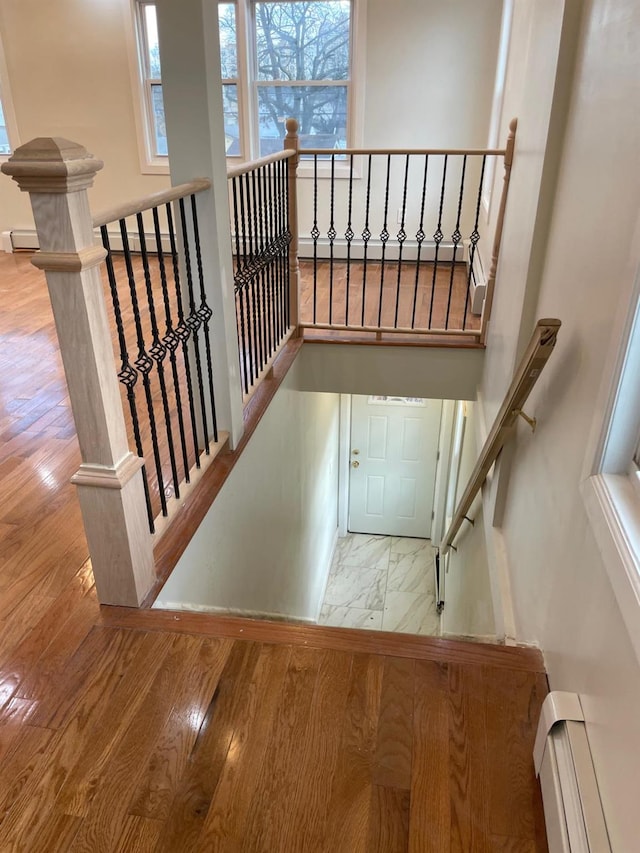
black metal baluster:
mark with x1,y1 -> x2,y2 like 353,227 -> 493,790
328,154 -> 336,325
153,205 -> 190,485
258,164 -> 273,360
429,154 -> 448,328
245,171 -> 262,378
252,169 -> 271,361
445,155 -> 467,329
178,197 -> 210,453
412,155 -> 429,328
190,193 -> 218,443
345,154 -> 354,326
231,178 -> 250,394
264,162 -> 277,347
251,166 -> 267,370
238,172 -> 255,389
166,201 -> 201,471
283,157 -> 291,329
136,211 -> 177,513
377,154 -> 392,328
100,227 -> 154,533
463,155 -> 487,329
119,218 -> 166,520
311,155 -> 319,324
394,154 -> 410,328
361,155 -> 372,326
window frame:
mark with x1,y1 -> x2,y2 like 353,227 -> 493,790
129,0 -> 362,176
0,33 -> 19,161
581,246 -> 640,666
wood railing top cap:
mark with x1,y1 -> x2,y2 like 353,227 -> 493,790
1,137 -> 103,193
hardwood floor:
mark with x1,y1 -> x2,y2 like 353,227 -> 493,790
0,250 -> 548,850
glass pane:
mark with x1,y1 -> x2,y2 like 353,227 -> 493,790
368,397 -> 427,407
223,83 -> 241,155
151,83 -> 168,156
218,3 -> 238,79
144,4 -> 161,77
0,98 -> 9,155
257,84 -> 347,155
255,1 -> 350,82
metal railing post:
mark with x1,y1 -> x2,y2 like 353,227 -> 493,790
284,118 -> 300,332
2,138 -> 156,606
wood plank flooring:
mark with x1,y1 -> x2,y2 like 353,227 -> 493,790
0,250 -> 548,850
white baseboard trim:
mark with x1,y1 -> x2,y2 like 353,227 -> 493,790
298,236 -> 467,264
4,227 -> 173,254
315,525 -> 340,623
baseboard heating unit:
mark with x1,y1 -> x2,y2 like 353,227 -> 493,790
533,692 -> 611,852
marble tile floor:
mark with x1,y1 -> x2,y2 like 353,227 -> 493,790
319,533 -> 441,635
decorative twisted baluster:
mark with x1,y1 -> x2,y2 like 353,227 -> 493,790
429,155 -> 448,327
412,155 -> 429,328
445,155 -> 467,329
464,155 -> 487,329
377,155 -> 392,327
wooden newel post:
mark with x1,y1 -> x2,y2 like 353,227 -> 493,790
1,138 -> 156,606
480,117 -> 518,345
284,118 -> 300,333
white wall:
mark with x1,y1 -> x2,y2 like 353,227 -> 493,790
155,367 -> 340,621
481,0 -> 640,847
0,0 -> 502,239
0,0 -> 170,234
442,402 -> 494,639
288,0 -> 503,241
297,342 -> 484,401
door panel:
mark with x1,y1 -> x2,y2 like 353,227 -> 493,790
348,395 -> 442,537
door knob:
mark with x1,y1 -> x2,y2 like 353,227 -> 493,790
352,449 -> 359,455
352,460 -> 360,468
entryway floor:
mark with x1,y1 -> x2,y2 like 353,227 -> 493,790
319,533 -> 440,634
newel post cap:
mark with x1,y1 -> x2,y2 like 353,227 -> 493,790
1,137 -> 104,193
285,117 -> 299,138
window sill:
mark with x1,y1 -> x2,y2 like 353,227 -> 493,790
581,473 -> 640,665
140,157 -> 170,176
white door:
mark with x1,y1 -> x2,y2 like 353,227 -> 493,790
348,395 -> 442,537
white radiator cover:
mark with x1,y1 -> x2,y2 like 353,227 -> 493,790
534,692 -> 611,852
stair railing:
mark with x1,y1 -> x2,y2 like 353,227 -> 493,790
440,318 -> 562,557
283,117 -> 518,344
2,138 -> 232,606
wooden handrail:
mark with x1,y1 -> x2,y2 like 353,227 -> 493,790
299,146 -> 507,157
226,148 -> 295,180
440,317 -> 561,555
92,178 -> 211,227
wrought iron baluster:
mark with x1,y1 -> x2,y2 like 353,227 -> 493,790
328,154 -> 336,325
190,193 -> 218,443
136,211 -> 176,514
361,154 -> 372,326
429,154 -> 448,328
178,197 -> 210,454
251,166 -> 266,371
100,226 -> 154,533
345,154 -> 354,326
283,157 -> 291,329
237,172 -> 255,389
244,171 -> 262,380
166,201 -> 201,471
445,155 -> 467,329
412,154 -> 429,328
394,154 -> 410,328
463,155 -> 487,329
119,217 -> 166,519
258,164 -> 273,359
377,154 -> 392,327
264,162 -> 277,348
231,177 -> 250,394
311,155 -> 319,325
153,205 -> 190,484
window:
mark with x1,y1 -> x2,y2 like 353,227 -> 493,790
133,0 -> 354,165
0,98 -> 10,155
582,264 -> 640,664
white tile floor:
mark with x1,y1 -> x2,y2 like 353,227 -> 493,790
319,533 -> 440,635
